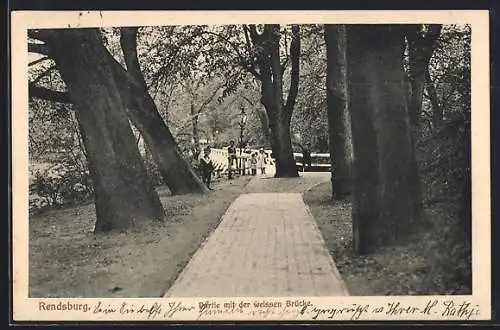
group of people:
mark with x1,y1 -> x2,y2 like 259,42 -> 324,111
227,140 -> 269,178
197,140 -> 270,190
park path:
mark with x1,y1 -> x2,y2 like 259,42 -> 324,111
164,172 -> 349,297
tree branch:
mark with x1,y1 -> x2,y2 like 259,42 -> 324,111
178,78 -> 196,98
202,30 -> 262,80
29,84 -> 72,103
28,56 -> 50,67
151,29 -> 204,80
241,94 -> 255,106
242,25 -> 254,55
174,96 -> 237,134
280,57 -> 289,80
284,25 -> 301,113
120,27 -> 148,90
28,42 -> 50,55
197,83 -> 224,114
30,65 -> 56,85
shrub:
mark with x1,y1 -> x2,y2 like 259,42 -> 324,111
29,160 -> 93,213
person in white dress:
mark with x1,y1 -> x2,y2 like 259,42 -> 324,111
256,149 -> 267,175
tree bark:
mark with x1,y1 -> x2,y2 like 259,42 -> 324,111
324,24 -> 353,199
405,25 -> 441,228
346,25 -> 423,255
118,27 -> 208,194
250,24 -> 300,178
39,29 -> 165,232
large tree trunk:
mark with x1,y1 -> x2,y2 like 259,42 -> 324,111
250,24 -> 300,178
39,29 -> 165,232
324,24 -> 353,199
266,104 -> 297,177
119,27 -> 207,194
346,25 -> 423,255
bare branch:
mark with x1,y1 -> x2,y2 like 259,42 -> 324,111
241,95 -> 255,106
280,57 -> 289,80
29,84 -> 71,103
196,83 -> 224,114
30,65 -> 56,85
28,56 -> 50,67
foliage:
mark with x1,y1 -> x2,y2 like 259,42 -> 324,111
421,24 -> 471,129
29,98 -> 92,213
291,25 -> 329,152
416,109 -> 470,291
29,157 -> 93,213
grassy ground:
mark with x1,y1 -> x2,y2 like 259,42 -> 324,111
29,176 -> 252,298
303,182 -> 471,296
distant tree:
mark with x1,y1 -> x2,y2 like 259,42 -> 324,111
176,73 -> 226,157
246,24 -> 301,177
199,24 -> 301,177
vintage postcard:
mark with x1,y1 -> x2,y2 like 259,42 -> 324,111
11,10 -> 490,322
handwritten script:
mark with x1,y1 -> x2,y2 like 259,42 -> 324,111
37,298 -> 481,321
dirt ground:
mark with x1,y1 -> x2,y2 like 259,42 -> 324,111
244,172 -> 330,193
29,176 -> 252,298
29,169 -> 468,298
303,182 -> 471,296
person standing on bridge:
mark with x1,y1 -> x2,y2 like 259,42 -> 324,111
250,153 -> 257,176
227,140 -> 237,179
257,148 -> 267,175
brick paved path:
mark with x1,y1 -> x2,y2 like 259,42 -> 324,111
164,191 -> 349,297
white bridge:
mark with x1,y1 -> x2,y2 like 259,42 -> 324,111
209,148 -> 274,175
209,148 -> 331,175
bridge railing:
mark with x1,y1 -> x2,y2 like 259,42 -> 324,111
210,148 -> 331,174
209,148 -> 275,174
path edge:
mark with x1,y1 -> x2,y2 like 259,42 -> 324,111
301,197 -> 351,296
